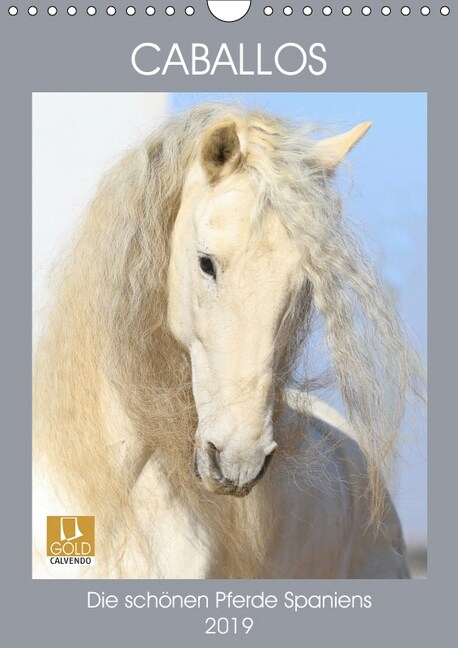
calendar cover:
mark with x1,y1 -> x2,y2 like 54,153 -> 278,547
1,2 -> 454,646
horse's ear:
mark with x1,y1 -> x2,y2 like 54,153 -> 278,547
201,121 -> 242,182
314,121 -> 372,170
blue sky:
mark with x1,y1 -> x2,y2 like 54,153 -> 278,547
172,93 -> 427,544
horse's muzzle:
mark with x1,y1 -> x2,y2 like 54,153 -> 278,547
193,441 -> 277,497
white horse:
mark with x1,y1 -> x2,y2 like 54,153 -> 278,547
33,104 -> 422,578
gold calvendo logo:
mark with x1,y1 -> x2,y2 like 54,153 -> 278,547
47,516 -> 95,565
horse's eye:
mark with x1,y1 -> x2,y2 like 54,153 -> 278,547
199,255 -> 216,279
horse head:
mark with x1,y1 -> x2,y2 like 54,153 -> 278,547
167,118 -> 371,496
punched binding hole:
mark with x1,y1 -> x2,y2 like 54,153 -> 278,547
7,3 -> 451,19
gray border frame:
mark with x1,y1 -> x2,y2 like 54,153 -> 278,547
1,4 -> 455,646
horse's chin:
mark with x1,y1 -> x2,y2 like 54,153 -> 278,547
207,482 -> 254,498
194,469 -> 261,498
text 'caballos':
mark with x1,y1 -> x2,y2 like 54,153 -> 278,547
131,42 -> 327,77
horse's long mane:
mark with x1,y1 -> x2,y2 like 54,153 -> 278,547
34,103 -> 423,575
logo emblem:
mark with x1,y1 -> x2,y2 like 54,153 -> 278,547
47,516 -> 95,557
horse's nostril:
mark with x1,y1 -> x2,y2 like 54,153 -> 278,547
207,441 -> 221,454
